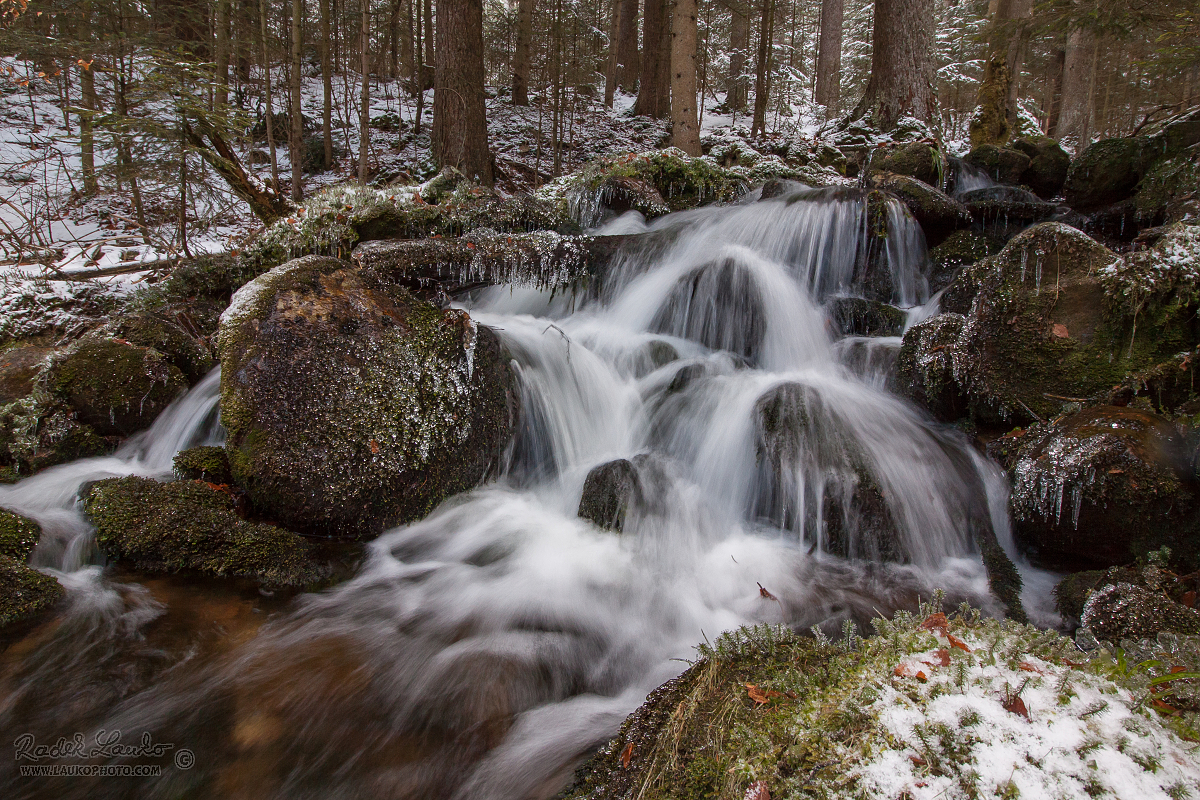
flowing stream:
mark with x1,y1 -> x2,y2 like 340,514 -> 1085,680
0,188 -> 1050,799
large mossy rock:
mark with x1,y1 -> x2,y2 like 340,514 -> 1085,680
872,172 -> 971,247
1063,136 -> 1163,211
1082,582 -> 1200,642
870,141 -> 943,186
42,338 -> 187,437
84,476 -> 328,588
1133,147 -> 1200,227
0,555 -> 62,629
895,313 -> 969,422
0,507 -> 40,560
172,445 -> 233,484
1012,136 -> 1071,199
218,256 -> 515,538
964,144 -> 1031,186
826,297 -> 907,338
927,230 -> 1000,294
990,406 -> 1199,570
0,345 -> 53,404
89,313 -> 214,384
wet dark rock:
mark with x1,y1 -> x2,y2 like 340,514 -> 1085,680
173,446 -> 233,484
218,256 -> 515,538
872,172 -> 971,247
870,141 -> 943,186
651,257 -> 766,362
0,507 -> 40,560
0,555 -> 63,629
1082,582 -> 1200,642
928,230 -> 999,297
589,175 -> 670,221
85,476 -> 329,588
990,406 -> 1200,570
959,186 -> 1058,228
896,313 -> 970,423
0,345 -> 53,404
0,402 -> 110,477
88,312 -> 214,384
1107,345 -> 1200,415
43,337 -> 188,437
1133,149 -> 1200,228
964,144 -> 1031,186
827,297 -> 906,338
577,455 -> 669,533
1063,136 -> 1161,211
1011,136 -> 1071,200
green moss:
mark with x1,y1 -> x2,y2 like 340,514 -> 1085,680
172,445 -> 233,484
0,554 -> 62,628
84,476 -> 329,588
1063,136 -> 1161,211
0,391 -> 111,476
896,313 -> 969,422
89,313 -> 214,384
0,508 -> 40,560
929,231 -> 1000,298
871,141 -> 944,186
1134,153 -> 1200,226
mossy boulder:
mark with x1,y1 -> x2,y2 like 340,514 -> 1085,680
928,230 -> 1000,296
172,445 -> 233,484
1108,345 -> 1200,415
1132,148 -> 1200,227
41,337 -> 187,437
964,144 -> 1032,186
991,406 -> 1200,570
958,186 -> 1058,242
872,172 -> 971,247
869,141 -> 943,186
84,476 -> 328,587
827,297 -> 907,338
896,313 -> 969,422
1063,136 -> 1162,211
0,555 -> 63,629
1082,582 -> 1200,642
0,507 -> 40,560
0,400 -> 110,476
218,256 -> 515,538
579,175 -> 670,226
87,313 -> 213,384
0,345 -> 53,404
1012,136 -> 1071,199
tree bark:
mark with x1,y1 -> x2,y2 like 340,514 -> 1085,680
260,0 -> 281,190
77,1 -> 98,196
182,119 -> 296,223
512,0 -> 534,105
634,0 -> 669,118
751,0 -> 775,137
814,0 -> 842,119
968,0 -> 1032,147
359,0 -> 370,184
291,0 -> 304,199
850,0 -> 937,130
1057,26 -> 1094,147
215,0 -> 231,106
670,0 -> 701,155
1044,45 -> 1065,137
321,0 -> 334,167
726,0 -> 748,112
616,0 -> 639,93
433,0 -> 493,184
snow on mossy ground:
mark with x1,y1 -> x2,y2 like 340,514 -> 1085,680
563,598 -> 1200,800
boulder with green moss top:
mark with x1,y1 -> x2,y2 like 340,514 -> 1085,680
957,186 -> 1058,241
173,445 -> 233,484
868,141 -> 944,186
1082,582 -> 1200,642
0,398 -> 110,476
0,555 -> 62,628
84,475 -> 328,588
827,297 -> 907,337
927,230 -> 1000,294
1054,554 -> 1199,625
1063,136 -> 1164,211
0,507 -> 39,560
871,172 -> 971,247
1132,147 -> 1199,227
218,256 -> 515,538
0,344 -> 53,404
990,406 -> 1200,570
1107,345 -> 1200,415
42,337 -> 187,437
1011,136 -> 1071,199
964,143 -> 1032,186
896,313 -> 970,422
87,313 -> 213,384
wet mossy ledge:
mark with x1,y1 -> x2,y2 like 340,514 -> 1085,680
0,508 -> 63,629
559,604 -> 1200,800
217,255 -> 515,538
83,476 -> 330,589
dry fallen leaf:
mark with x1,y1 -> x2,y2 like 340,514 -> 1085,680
947,633 -> 972,653
369,439 -> 380,454
745,684 -> 771,705
1003,694 -> 1029,719
620,742 -> 633,768
757,582 -> 776,600
1051,323 -> 1070,339
919,612 -> 949,636
743,780 -> 770,800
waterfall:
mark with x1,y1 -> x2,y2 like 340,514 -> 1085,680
0,191 -> 1044,800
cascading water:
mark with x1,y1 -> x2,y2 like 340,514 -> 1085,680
0,190 -> 1048,800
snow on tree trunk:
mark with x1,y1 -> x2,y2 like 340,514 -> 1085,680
433,0 -> 494,184
670,0 -> 701,156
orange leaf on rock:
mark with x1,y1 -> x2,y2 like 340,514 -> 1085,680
926,649 -> 951,667
745,684 -> 770,705
1003,695 -> 1029,719
620,742 -> 633,768
369,439 -> 380,454
919,613 -> 949,636
947,633 -> 972,653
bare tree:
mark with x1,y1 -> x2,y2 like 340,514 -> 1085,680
634,0 -> 669,118
359,0 -> 370,184
751,0 -> 775,137
512,0 -> 534,105
616,0 -> 639,93
1057,26 -> 1095,147
291,0 -> 304,199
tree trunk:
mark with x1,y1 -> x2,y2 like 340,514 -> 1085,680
512,0 -> 534,105
260,0 -> 280,190
616,0 -> 639,93
321,0 -> 334,167
850,0 -> 937,130
291,0 -> 304,199
634,0 -> 668,118
433,0 -> 493,184
670,0 -> 701,155
77,1 -> 99,196
215,0 -> 231,106
359,0 -> 370,184
726,0 -> 748,112
1043,45 -> 1064,137
1057,26 -> 1094,147
968,0 -> 1032,147
814,0 -> 841,119
604,0 -> 620,107
751,0 -> 775,138
182,119 -> 295,223
415,0 -> 425,130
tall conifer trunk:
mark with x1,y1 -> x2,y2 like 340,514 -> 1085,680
851,0 -> 937,130
814,0 -> 842,119
433,0 -> 493,184
670,0 -> 701,154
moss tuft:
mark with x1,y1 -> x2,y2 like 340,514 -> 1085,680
0,554 -> 62,629
172,445 -> 233,484
0,507 -> 40,560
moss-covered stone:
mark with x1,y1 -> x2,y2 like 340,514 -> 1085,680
578,458 -> 639,533
964,144 -> 1032,186
1082,582 -> 1200,642
991,406 -> 1200,570
896,313 -> 969,422
0,554 -> 62,629
1063,136 -> 1162,211
88,313 -> 214,384
84,475 -> 328,588
0,507 -> 40,560
1133,149 -> 1200,227
928,230 -> 1000,297
1011,136 -> 1071,199
42,337 -> 187,437
0,394 -> 111,476
958,186 -> 1058,239
218,256 -> 515,538
872,172 -> 971,247
173,445 -> 233,484
869,141 -> 944,186
0,345 -> 53,404
826,297 -> 907,337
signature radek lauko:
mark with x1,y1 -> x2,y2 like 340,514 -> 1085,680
13,730 -> 175,761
